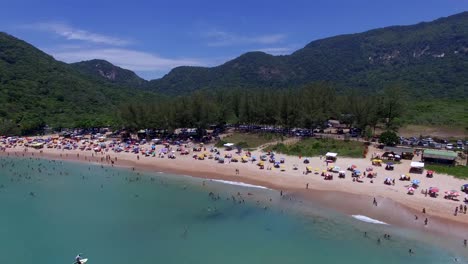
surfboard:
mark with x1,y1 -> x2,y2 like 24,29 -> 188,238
72,259 -> 88,264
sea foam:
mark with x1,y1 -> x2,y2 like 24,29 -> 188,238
211,179 -> 270,190
352,215 -> 389,225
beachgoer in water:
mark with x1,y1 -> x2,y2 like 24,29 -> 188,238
75,254 -> 82,264
409,249 -> 413,255
464,239 -> 467,247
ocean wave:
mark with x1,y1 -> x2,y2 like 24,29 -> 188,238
352,215 -> 389,225
211,179 -> 270,190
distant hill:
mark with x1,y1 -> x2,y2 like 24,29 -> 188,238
148,12 -> 468,97
71,59 -> 146,88
0,32 -> 150,133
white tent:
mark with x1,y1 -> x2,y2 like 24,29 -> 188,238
410,161 -> 425,168
223,143 -> 235,147
325,152 -> 338,158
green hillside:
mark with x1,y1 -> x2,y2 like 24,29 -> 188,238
0,32 -> 151,134
149,12 -> 468,98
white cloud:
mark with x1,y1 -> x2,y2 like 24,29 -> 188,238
49,47 -> 205,73
27,22 -> 131,46
205,30 -> 286,47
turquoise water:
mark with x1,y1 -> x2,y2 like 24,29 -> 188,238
0,157 -> 466,264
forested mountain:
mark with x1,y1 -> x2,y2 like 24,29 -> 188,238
71,59 -> 146,87
0,32 -> 152,134
0,12 -> 467,134
149,12 -> 468,97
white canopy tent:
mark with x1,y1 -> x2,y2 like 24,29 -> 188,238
410,161 -> 425,168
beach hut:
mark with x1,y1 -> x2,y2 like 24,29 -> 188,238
325,152 -> 338,162
409,161 -> 424,173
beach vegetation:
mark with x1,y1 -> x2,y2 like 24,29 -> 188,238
379,131 -> 399,146
215,133 -> 281,149
425,164 -> 468,179
265,138 -> 365,158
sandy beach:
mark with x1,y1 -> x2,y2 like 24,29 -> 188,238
2,141 -> 468,241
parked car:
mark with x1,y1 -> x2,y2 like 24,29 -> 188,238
446,143 -> 454,150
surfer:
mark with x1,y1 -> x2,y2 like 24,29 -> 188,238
74,253 -> 83,264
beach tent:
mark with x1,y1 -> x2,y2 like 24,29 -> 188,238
325,152 -> 338,161
223,143 -> 235,150
410,161 -> 425,168
410,161 -> 425,173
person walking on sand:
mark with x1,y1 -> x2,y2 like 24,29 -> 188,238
424,218 -> 428,225
306,183 -> 309,189
464,205 -> 467,214
373,197 -> 377,206
455,207 -> 458,216
422,208 -> 426,214
464,239 -> 467,247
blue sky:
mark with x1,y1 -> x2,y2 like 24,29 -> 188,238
2,0 -> 467,79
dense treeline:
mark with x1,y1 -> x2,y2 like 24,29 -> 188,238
118,83 -> 406,135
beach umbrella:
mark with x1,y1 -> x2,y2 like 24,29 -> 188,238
411,179 -> 421,185
429,187 -> 439,193
407,187 -> 415,191
306,166 -> 312,171
386,162 -> 394,166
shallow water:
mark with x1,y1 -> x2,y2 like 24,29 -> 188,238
0,157 -> 466,264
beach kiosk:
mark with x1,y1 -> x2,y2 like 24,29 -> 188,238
409,161 -> 424,173
223,143 -> 235,151
325,152 -> 338,162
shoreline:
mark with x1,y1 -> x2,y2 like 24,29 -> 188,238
2,146 -> 468,243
